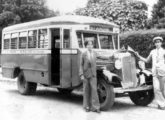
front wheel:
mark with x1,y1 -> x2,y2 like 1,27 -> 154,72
17,71 -> 37,95
98,79 -> 115,111
129,90 -> 154,106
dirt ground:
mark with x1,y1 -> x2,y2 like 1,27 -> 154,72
0,78 -> 165,120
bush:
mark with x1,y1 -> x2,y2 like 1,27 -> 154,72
120,29 -> 165,68
156,24 -> 163,29
159,18 -> 165,24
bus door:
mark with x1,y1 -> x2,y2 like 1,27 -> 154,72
51,28 -> 61,85
60,29 -> 72,88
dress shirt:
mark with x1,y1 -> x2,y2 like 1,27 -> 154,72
148,47 -> 165,76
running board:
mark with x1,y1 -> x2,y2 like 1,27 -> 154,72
114,85 -> 153,93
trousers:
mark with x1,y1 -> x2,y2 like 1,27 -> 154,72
83,76 -> 100,110
153,75 -> 165,107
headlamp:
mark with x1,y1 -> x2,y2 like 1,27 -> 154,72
138,61 -> 145,70
115,59 -> 122,69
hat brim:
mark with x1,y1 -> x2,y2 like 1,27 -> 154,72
153,39 -> 163,42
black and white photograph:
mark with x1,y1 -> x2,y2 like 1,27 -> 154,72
1,0 -> 165,120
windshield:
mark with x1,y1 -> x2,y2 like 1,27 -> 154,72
77,31 -> 114,49
99,34 -> 114,49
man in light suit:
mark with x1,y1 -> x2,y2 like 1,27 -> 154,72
79,39 -> 109,113
137,36 -> 165,110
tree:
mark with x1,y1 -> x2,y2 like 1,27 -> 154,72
0,0 -> 58,24
152,0 -> 165,28
75,0 -> 148,32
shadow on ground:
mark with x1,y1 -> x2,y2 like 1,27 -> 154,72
7,88 -> 146,112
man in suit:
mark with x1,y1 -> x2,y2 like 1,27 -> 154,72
79,39 -> 109,113
137,36 -> 165,110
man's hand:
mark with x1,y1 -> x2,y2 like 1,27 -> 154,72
135,52 -> 140,58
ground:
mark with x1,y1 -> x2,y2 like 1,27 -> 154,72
0,77 -> 165,120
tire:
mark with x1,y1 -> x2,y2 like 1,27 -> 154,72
17,71 -> 37,95
98,79 -> 115,111
129,89 -> 154,106
57,88 -> 73,94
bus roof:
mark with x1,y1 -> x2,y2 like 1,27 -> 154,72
3,15 -> 119,32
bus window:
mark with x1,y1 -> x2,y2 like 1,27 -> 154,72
28,30 -> 37,48
38,29 -> 48,48
4,34 -> 11,49
99,34 -> 114,49
83,33 -> 98,49
63,29 -> 70,48
76,32 -> 83,48
11,33 -> 18,49
19,32 -> 27,49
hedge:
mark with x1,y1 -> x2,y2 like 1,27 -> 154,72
119,29 -> 165,68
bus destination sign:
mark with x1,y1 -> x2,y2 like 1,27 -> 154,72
89,26 -> 113,32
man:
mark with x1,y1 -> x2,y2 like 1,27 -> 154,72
79,39 -> 109,113
137,36 -> 165,110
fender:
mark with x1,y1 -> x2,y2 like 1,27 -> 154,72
140,69 -> 153,84
102,69 -> 117,82
141,69 -> 152,77
98,69 -> 122,86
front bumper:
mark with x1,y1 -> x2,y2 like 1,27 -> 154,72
114,85 -> 153,93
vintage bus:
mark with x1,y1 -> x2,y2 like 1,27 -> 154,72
1,15 -> 153,110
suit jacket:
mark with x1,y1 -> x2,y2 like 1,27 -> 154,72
79,50 -> 97,79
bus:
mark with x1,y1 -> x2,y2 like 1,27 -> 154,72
1,15 -> 153,110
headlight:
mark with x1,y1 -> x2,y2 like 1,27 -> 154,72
138,61 -> 145,70
115,59 -> 122,69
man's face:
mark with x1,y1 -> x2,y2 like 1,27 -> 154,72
86,41 -> 93,51
154,39 -> 162,49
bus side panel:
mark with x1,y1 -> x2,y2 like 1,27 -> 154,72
23,70 -> 50,85
71,52 -> 81,87
1,54 -> 20,78
60,54 -> 72,88
2,67 -> 14,78
1,54 -> 51,85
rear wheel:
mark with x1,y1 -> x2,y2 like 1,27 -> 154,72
17,71 -> 37,95
98,79 -> 115,111
129,90 -> 154,106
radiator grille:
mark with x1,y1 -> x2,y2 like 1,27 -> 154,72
121,56 -> 138,88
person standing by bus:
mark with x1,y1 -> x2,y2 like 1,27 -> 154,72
79,39 -> 110,113
79,39 -> 100,113
137,36 -> 165,110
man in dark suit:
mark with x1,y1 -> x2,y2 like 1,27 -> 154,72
79,39 -> 109,113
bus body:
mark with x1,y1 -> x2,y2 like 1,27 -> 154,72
1,15 -> 153,110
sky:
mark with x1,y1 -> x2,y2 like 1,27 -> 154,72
46,0 -> 158,17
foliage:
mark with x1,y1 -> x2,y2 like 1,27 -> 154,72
154,17 -> 165,29
151,0 -> 165,29
152,0 -> 165,24
0,0 -> 58,25
0,11 -> 20,27
75,0 -> 148,32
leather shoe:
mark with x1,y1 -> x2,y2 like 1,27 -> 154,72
158,105 -> 165,110
92,109 -> 101,113
85,107 -> 90,112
